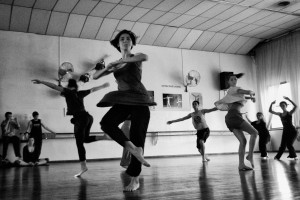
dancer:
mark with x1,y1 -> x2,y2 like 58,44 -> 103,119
215,73 -> 257,171
167,100 -> 217,162
245,112 -> 270,159
25,111 -> 56,158
32,78 -> 109,177
269,96 -> 298,160
93,29 -> 156,191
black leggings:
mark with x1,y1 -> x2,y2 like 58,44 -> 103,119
2,136 -> 21,159
259,135 -> 270,157
275,126 -> 297,159
73,112 -> 96,161
100,104 -> 150,177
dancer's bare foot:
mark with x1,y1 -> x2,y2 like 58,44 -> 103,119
75,168 -> 88,177
238,165 -> 253,171
129,147 -> 150,167
75,161 -> 88,177
246,155 -> 254,168
202,157 -> 210,162
124,177 -> 140,192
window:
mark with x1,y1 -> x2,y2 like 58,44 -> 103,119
269,82 -> 292,129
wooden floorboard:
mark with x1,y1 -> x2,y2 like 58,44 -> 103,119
1,153 -> 300,200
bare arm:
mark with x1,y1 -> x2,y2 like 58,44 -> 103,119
90,82 -> 110,93
32,79 -> 64,92
284,96 -> 298,114
26,121 -> 32,133
269,100 -> 281,116
167,114 -> 192,125
237,88 -> 255,96
244,114 -> 252,124
202,107 -> 218,114
41,122 -> 55,134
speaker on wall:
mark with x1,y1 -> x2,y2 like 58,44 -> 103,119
220,72 -> 233,90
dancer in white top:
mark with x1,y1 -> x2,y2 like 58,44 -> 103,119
215,73 -> 257,171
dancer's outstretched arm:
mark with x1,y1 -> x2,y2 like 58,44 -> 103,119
202,107 -> 218,114
269,101 -> 280,116
284,96 -> 298,114
41,122 -> 56,134
167,114 -> 191,125
90,82 -> 110,93
237,88 -> 255,96
32,79 -> 63,92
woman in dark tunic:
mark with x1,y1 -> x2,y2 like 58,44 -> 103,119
20,137 -> 48,166
269,96 -> 298,160
93,29 -> 156,191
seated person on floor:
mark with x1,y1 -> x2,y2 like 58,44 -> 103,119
1,112 -> 21,161
18,137 -> 49,166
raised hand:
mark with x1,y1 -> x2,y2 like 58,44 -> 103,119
271,100 -> 276,104
167,121 -> 172,125
32,79 -> 41,84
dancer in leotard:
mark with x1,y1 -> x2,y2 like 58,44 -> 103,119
215,73 -> 257,171
32,78 -> 109,177
92,29 -> 156,191
167,100 -> 217,162
269,96 -> 298,160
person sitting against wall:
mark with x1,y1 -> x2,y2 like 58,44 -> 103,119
18,137 -> 49,166
0,112 -> 22,162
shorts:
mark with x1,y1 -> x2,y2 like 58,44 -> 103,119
196,128 -> 210,149
225,109 -> 245,132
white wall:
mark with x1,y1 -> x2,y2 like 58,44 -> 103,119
0,31 -> 259,161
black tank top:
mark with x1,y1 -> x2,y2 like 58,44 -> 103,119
30,119 -> 42,139
280,112 -> 294,128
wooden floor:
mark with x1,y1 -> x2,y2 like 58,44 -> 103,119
1,153 -> 300,200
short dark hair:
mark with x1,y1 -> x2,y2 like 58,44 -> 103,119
192,100 -> 199,105
5,112 -> 12,118
67,79 -> 78,90
279,101 -> 288,107
110,29 -> 137,52
32,111 -> 39,117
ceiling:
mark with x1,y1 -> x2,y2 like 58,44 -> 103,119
0,0 -> 300,55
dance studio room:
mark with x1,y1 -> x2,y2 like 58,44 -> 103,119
1,0 -> 300,199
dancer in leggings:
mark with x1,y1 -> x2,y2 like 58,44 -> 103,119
32,79 -> 109,177
215,73 -> 257,171
93,29 -> 156,191
167,100 -> 217,162
245,112 -> 270,159
269,96 -> 298,160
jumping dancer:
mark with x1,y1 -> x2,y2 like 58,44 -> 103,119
269,96 -> 298,160
32,79 -> 109,177
25,111 -> 56,158
215,73 -> 257,170
92,29 -> 156,191
167,100 -> 217,162
245,112 -> 270,159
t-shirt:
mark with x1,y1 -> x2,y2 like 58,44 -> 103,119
1,120 -> 19,137
61,88 -> 91,115
214,86 -> 246,111
191,110 -> 208,130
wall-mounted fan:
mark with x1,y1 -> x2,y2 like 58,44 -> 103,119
184,70 -> 201,92
58,62 -> 74,86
